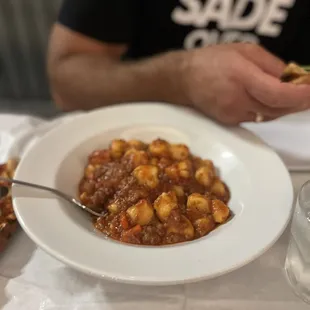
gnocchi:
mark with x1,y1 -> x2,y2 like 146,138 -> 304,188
154,191 -> 178,222
148,139 -> 170,157
194,216 -> 216,237
79,138 -> 231,246
170,144 -> 189,161
211,199 -> 230,223
128,139 -> 147,150
195,166 -> 215,187
211,177 -> 230,202
167,215 -> 195,240
133,165 -> 159,189
123,149 -> 149,168
126,199 -> 154,226
110,139 -> 128,159
187,193 -> 211,214
165,160 -> 192,180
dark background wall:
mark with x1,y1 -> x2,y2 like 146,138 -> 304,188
0,0 -> 63,117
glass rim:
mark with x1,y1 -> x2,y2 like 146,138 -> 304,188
298,180 -> 310,210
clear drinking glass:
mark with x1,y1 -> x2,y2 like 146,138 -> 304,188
285,180 -> 310,304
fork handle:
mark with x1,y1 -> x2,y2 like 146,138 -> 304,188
0,177 -> 72,201
0,177 -> 103,217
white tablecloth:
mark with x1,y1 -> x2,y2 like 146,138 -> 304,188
0,113 -> 309,310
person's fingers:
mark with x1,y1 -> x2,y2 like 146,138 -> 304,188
250,98 -> 310,118
234,43 -> 285,78
245,112 -> 275,123
241,59 -> 310,108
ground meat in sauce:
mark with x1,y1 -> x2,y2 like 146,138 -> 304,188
79,139 -> 231,246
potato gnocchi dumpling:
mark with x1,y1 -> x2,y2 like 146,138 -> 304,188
107,203 -> 120,214
123,149 -> 149,168
133,165 -> 159,189
148,139 -> 170,157
211,199 -> 230,223
88,149 -> 111,165
128,139 -> 147,150
126,199 -> 154,226
187,193 -> 211,214
172,185 -> 184,197
195,166 -> 215,187
210,177 -> 230,203
110,139 -> 128,159
166,215 -> 194,240
84,164 -> 101,179
79,138 -> 231,246
154,191 -> 178,222
165,160 -> 192,180
170,144 -> 189,161
194,216 -> 216,237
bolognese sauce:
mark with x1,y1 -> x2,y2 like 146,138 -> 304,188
78,139 -> 231,246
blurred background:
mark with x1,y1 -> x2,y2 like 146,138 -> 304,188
0,0 -> 62,117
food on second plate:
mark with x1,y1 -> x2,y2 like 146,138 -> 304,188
280,62 -> 310,85
78,139 -> 231,246
0,158 -> 19,252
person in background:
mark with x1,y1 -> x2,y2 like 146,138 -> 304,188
47,0 -> 310,125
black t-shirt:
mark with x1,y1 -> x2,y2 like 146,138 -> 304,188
58,0 -> 310,64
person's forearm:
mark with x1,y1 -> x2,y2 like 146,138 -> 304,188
49,50 -> 189,110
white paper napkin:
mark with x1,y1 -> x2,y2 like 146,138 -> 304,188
0,111 -> 308,310
2,221 -> 308,310
243,110 -> 310,171
0,114 -> 44,163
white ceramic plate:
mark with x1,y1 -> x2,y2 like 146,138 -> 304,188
12,103 -> 293,285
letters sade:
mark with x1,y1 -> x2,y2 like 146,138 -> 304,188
58,0 -> 310,63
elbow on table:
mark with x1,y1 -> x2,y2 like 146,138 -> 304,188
48,70 -> 88,112
48,54 -> 96,111
47,68 -> 73,113
48,63 -> 111,112
50,90 -> 77,112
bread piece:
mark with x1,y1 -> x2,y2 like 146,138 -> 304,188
280,62 -> 310,85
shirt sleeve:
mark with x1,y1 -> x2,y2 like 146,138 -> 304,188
57,0 -> 138,44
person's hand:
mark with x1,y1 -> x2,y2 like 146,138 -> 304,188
182,43 -> 310,125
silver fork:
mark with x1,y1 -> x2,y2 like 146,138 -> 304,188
0,177 -> 104,217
